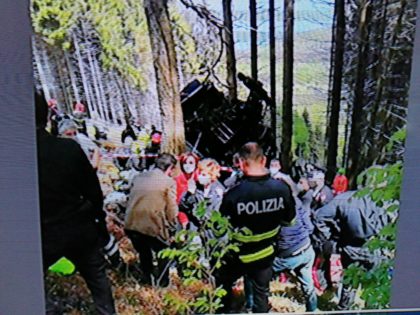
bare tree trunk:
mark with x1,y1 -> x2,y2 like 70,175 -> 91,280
325,0 -> 345,184
40,42 -> 62,111
269,0 -> 277,157
281,0 -> 294,172
64,51 -> 81,104
113,72 -> 131,123
86,46 -> 106,122
347,1 -> 372,189
124,81 -> 139,121
73,33 -> 97,120
32,37 -> 51,100
250,0 -> 258,80
94,57 -> 114,123
53,51 -> 71,113
223,0 -> 237,102
107,72 -> 123,125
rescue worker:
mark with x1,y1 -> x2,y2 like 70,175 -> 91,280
313,191 -> 389,310
215,142 -> 296,313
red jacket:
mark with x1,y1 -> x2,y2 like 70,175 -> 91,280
332,175 -> 348,195
175,172 -> 197,225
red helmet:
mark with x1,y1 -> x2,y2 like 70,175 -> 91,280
151,133 -> 162,144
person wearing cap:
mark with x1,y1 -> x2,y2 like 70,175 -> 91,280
308,170 -> 334,211
215,142 -> 296,313
332,168 -> 349,196
58,119 -> 101,170
35,92 -> 116,315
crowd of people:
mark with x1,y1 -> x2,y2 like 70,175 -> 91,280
36,92 -> 389,314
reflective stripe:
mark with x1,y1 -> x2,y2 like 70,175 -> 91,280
280,217 -> 297,227
234,227 -> 280,243
239,245 -> 275,264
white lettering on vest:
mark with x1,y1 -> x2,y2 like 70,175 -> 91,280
236,197 -> 285,215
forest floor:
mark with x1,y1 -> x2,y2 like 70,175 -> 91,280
44,238 -> 365,315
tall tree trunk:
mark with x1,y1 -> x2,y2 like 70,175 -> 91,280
53,51 -> 71,113
347,1 -> 372,189
144,0 -> 186,154
94,57 -> 114,123
223,0 -> 237,102
269,0 -> 277,157
325,0 -> 345,184
124,81 -> 139,122
73,33 -> 97,120
250,0 -> 258,80
113,72 -> 131,123
32,37 -> 51,101
81,22 -> 106,122
364,0 -> 407,166
64,51 -> 81,104
281,0 -> 294,172
40,43 -> 63,112
86,46 -> 106,122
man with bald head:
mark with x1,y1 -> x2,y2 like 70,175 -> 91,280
216,142 -> 296,313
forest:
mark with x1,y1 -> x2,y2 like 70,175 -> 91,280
32,0 -> 417,313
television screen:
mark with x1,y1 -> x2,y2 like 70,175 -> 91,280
2,0 -> 420,314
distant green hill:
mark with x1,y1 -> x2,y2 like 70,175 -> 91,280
235,27 -> 331,127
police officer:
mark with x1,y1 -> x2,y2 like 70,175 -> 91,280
216,142 -> 296,313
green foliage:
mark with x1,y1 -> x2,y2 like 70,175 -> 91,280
343,130 -> 405,309
344,261 -> 393,309
159,202 -> 241,314
31,0 -> 78,49
88,0 -> 148,88
169,5 -> 200,79
31,0 -> 149,88
293,111 -> 310,159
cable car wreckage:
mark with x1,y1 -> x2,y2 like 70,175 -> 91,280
117,72 -> 277,169
181,73 -> 276,165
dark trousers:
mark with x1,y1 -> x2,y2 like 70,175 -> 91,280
215,259 -> 273,313
125,230 -> 170,287
337,251 -> 360,310
42,223 -> 116,315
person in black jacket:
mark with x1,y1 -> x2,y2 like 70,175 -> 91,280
215,142 -> 296,313
313,191 -> 389,310
35,92 -> 116,315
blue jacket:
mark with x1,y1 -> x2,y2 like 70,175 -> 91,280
276,200 -> 314,258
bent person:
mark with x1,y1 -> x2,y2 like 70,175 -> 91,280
313,191 -> 389,310
124,153 -> 179,287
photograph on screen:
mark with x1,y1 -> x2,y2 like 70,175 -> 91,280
31,0 -> 417,313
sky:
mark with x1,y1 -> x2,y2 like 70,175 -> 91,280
203,0 -> 334,51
